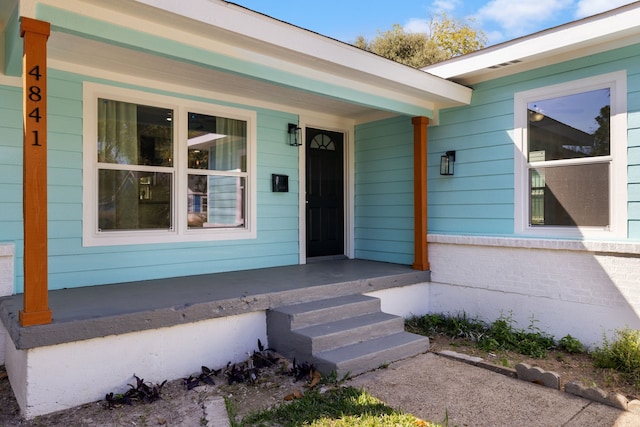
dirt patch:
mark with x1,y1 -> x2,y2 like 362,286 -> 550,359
0,337 -> 638,426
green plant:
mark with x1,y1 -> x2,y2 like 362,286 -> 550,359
408,312 -> 557,358
593,327 -> 640,388
406,312 -> 486,342
558,334 -> 585,354
477,314 -> 555,358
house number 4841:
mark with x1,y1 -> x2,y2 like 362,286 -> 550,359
27,65 -> 43,146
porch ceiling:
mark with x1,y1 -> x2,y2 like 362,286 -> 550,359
47,32 -> 388,122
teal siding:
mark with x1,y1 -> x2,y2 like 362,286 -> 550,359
0,83 -> 22,281
354,116 -> 414,265
430,42 -> 640,240
1,69 -> 301,293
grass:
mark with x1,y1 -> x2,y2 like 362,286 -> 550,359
236,386 -> 442,427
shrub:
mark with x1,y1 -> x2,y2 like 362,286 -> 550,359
593,328 -> 640,385
558,334 -> 585,354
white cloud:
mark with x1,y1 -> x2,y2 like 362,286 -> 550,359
430,0 -> 461,13
574,0 -> 636,18
475,0 -> 573,37
404,18 -> 430,34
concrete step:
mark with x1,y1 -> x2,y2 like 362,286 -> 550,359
292,312 -> 404,353
266,294 -> 430,378
269,294 -> 381,330
314,332 -> 430,377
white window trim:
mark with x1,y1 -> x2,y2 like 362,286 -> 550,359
513,71 -> 628,239
82,82 -> 257,246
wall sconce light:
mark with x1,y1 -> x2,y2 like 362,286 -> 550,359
440,150 -> 456,176
288,123 -> 302,146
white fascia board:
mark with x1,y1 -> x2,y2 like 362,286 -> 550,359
132,0 -> 471,106
425,3 -> 640,82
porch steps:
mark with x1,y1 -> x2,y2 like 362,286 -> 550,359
266,294 -> 429,378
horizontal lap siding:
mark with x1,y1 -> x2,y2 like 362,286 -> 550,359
354,116 -> 414,264
628,56 -> 640,239
0,85 -> 22,289
6,70 -> 301,292
430,43 -> 640,239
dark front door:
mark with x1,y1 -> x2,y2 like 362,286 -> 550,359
306,128 -> 344,258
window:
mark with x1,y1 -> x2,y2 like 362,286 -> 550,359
83,84 -> 256,246
514,72 -> 627,238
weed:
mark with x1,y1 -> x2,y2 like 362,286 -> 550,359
408,312 -> 555,358
593,327 -> 640,388
558,334 -> 585,354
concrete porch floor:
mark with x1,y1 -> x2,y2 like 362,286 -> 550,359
1,259 -> 430,351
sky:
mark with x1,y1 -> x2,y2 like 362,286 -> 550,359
231,0 -> 637,46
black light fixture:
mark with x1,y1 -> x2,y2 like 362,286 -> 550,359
288,123 -> 302,146
440,150 -> 456,176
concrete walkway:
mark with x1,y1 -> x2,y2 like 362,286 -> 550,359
348,352 -> 640,427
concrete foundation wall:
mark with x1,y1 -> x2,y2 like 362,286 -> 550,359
0,243 -> 14,365
6,311 -> 267,419
367,283 -> 430,318
427,235 -> 640,348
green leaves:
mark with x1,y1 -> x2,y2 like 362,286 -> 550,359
353,12 -> 487,68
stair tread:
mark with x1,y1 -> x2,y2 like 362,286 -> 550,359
293,312 -> 401,338
315,332 -> 429,362
273,294 -> 378,316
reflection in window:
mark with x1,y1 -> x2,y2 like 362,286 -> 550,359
97,99 -> 173,231
310,133 -> 336,150
526,89 -> 611,228
527,89 -> 610,162
187,112 -> 247,229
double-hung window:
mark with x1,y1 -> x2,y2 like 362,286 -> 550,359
83,83 -> 256,246
514,71 -> 627,238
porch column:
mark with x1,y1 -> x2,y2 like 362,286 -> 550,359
412,116 -> 430,271
20,17 -> 52,326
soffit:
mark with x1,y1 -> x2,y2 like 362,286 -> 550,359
0,0 -> 17,31
47,32 -> 390,122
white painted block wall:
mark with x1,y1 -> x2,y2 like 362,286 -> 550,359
6,312 -> 267,419
0,243 -> 14,366
427,235 -> 640,348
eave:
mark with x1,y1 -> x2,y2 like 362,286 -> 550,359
4,0 -> 472,123
423,2 -> 640,86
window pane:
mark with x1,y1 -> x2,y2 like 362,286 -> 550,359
188,174 -> 245,228
188,112 -> 247,172
98,99 -> 173,166
528,89 -> 610,162
99,170 -> 172,230
529,163 -> 609,227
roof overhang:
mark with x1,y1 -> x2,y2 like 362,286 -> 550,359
423,2 -> 640,86
3,0 -> 472,123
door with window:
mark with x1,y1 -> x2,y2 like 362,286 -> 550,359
305,128 -> 344,258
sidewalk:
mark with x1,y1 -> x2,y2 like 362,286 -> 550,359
348,352 -> 640,427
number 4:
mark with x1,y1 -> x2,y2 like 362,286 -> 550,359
28,65 -> 42,81
28,107 -> 41,122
